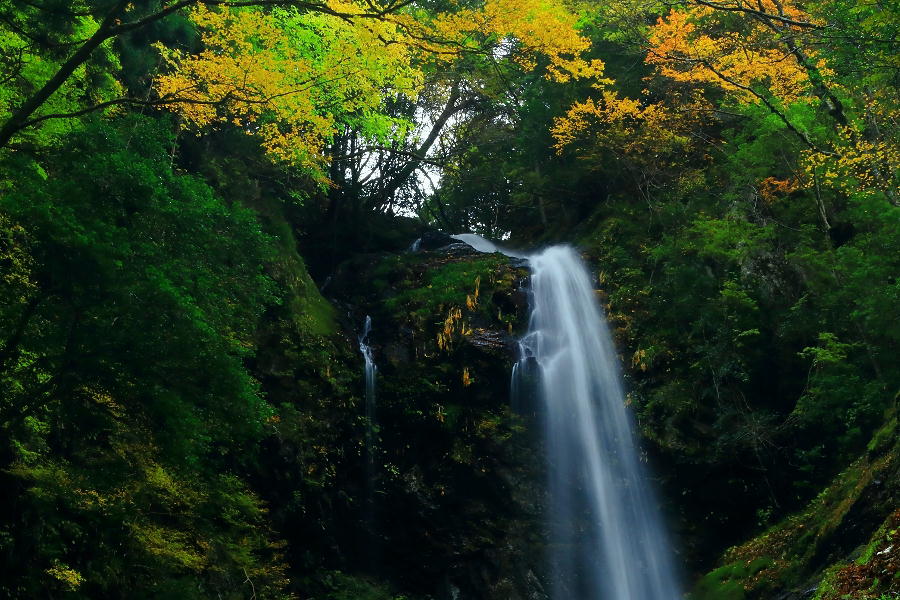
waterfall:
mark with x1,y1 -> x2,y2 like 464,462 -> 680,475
360,315 -> 377,430
451,233 -> 526,258
517,245 -> 680,600
423,233 -> 680,597
359,316 -> 378,554
452,233 -> 502,253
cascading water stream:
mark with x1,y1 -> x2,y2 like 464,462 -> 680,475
358,316 -> 378,552
359,315 -> 377,437
517,245 -> 680,600
452,234 -> 679,599
451,233 -> 526,258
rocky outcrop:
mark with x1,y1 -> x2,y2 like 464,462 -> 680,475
417,230 -> 455,251
321,244 -> 547,599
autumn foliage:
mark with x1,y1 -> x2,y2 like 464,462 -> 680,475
155,0 -> 604,181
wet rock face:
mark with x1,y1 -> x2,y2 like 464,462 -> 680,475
464,328 -> 516,357
418,230 -> 455,251
326,245 -> 548,600
436,242 -> 481,257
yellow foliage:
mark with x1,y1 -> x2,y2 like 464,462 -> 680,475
437,306 -> 464,351
462,366 -> 473,386
551,0 -> 844,167
803,121 -> 900,195
155,0 -> 604,178
466,276 -> 481,311
45,561 -> 84,591
759,176 -> 802,203
631,348 -> 648,372
645,7 -> 815,105
552,87 -> 703,159
400,0 -> 607,82
155,6 -> 421,180
436,275 -> 486,351
554,0 -> 898,204
130,522 -> 208,571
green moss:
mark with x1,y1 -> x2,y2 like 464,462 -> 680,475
384,254 -> 510,324
813,508 -> 900,599
867,410 -> 897,455
692,558 -> 775,600
811,563 -> 844,600
693,575 -> 745,600
240,193 -> 338,339
694,411 -> 899,599
322,571 -> 404,600
260,204 -> 337,337
290,255 -> 338,337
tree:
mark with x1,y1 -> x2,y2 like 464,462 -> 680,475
0,115 -> 290,597
552,0 -> 899,205
155,0 -> 605,182
0,0 -> 604,157
0,0 -> 414,149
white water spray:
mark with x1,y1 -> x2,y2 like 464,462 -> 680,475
359,316 -> 378,538
519,245 -> 680,600
360,315 -> 377,420
451,233 -> 526,258
455,233 -> 680,599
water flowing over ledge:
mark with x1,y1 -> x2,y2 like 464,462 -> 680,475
359,315 -> 378,556
460,234 -> 681,600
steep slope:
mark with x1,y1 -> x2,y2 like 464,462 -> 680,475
693,408 -> 898,600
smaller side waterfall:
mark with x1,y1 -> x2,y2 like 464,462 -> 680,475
358,316 -> 378,557
359,315 -> 377,429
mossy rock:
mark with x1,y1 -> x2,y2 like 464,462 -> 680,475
867,415 -> 897,455
811,508 -> 900,600
380,251 -> 523,331
258,197 -> 337,337
692,413 -> 899,599
319,245 -> 543,599
692,558 -> 775,600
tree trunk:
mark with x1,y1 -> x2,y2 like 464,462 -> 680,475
0,3 -> 128,149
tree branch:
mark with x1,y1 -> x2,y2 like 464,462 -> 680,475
698,60 -> 834,154
0,0 -> 418,149
689,0 -> 822,29
374,83 -> 479,204
0,1 -> 130,148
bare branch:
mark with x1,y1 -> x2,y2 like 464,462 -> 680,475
698,59 -> 834,154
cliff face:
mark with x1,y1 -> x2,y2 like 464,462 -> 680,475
335,243 -> 551,599
259,237 -> 553,599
